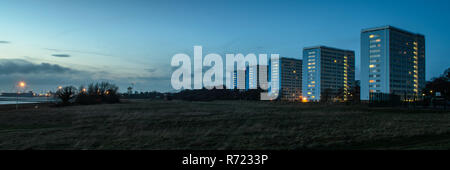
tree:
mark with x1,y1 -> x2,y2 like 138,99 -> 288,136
423,68 -> 450,99
56,86 -> 77,105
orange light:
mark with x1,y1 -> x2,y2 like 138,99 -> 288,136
302,97 -> 308,103
58,86 -> 63,90
18,81 -> 26,88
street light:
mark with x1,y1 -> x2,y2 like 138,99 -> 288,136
19,81 -> 26,88
16,81 -> 26,110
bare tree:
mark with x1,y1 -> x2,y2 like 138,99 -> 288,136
56,86 -> 77,105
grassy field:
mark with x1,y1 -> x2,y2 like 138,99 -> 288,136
0,100 -> 449,150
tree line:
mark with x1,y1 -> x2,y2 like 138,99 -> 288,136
56,82 -> 120,106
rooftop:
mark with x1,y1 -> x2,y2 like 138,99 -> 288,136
361,25 -> 424,36
303,45 -> 354,53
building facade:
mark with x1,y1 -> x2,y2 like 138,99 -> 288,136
302,46 -> 355,101
360,26 -> 425,101
230,57 -> 302,101
279,57 -> 303,101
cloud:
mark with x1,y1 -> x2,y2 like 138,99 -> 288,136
146,68 -> 157,73
0,59 -> 174,92
0,41 -> 10,44
45,48 -> 112,57
52,54 -> 71,58
0,59 -> 77,75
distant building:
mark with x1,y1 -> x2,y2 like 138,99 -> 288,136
231,69 -> 247,90
245,65 -> 259,90
302,46 -> 356,102
229,57 -> 302,101
279,57 -> 303,101
360,26 -> 425,101
1,91 -> 35,97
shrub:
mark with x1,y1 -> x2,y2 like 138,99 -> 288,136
76,82 -> 120,105
56,86 -> 77,105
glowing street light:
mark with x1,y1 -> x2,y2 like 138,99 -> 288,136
301,97 -> 308,103
16,81 -> 27,110
58,86 -> 63,90
18,81 -> 26,88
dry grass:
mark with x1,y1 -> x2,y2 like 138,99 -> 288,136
0,100 -> 449,150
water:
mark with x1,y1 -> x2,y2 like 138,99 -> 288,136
0,97 -> 56,105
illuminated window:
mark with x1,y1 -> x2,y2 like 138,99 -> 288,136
369,80 -> 375,83
370,39 -> 381,43
311,81 -> 315,84
369,64 -> 375,68
293,70 -> 296,73
334,60 -> 337,63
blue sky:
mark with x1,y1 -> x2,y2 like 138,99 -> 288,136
1,0 -> 449,92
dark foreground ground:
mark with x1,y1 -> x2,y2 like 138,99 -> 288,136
0,100 -> 449,150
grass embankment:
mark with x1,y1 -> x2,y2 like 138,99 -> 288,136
0,100 -> 449,150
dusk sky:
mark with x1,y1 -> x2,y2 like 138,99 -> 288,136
1,0 -> 449,93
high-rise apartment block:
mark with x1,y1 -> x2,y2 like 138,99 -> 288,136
302,46 -> 355,101
360,26 -> 425,101
279,57 -> 303,101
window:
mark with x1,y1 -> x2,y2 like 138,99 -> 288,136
369,64 -> 376,68
369,34 -> 379,39
371,69 -> 380,73
370,39 -> 381,43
